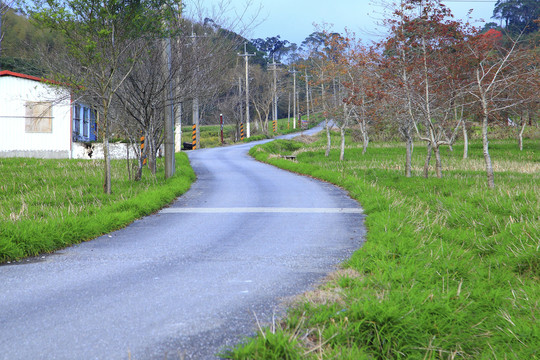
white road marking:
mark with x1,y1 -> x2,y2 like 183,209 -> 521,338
160,207 -> 363,214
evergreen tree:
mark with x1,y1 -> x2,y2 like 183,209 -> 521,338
493,0 -> 539,34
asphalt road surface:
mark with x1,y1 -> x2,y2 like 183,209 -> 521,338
0,126 -> 365,359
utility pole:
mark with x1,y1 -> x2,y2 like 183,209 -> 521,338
289,67 -> 298,129
238,43 -> 255,138
304,69 -> 311,125
190,27 -> 204,149
173,3 -> 183,153
238,76 -> 243,140
174,101 -> 182,152
268,56 -> 280,131
163,34 -> 175,178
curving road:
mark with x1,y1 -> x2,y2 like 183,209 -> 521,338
0,127 -> 365,359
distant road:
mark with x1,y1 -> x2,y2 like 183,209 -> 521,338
0,125 -> 365,359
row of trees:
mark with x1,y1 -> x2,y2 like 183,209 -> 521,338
266,0 -> 538,189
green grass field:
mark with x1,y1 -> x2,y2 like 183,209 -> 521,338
0,153 -> 195,262
224,134 -> 539,359
2,123 -> 537,358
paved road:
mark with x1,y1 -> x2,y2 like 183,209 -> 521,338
0,127 -> 365,359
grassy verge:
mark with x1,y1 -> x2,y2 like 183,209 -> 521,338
0,152 -> 195,263
224,135 -> 539,359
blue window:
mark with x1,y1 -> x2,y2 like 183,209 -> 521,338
73,103 -> 97,142
73,104 -> 81,138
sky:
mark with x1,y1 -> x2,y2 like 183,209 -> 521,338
193,0 -> 498,46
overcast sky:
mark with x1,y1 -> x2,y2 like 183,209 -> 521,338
191,0 -> 498,45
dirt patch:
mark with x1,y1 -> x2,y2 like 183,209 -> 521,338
294,135 -> 318,144
281,267 -> 363,309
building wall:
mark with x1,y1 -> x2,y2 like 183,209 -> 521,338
71,142 -> 162,160
0,76 -> 72,157
71,142 -> 138,159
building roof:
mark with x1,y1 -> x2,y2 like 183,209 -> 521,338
0,70 -> 58,85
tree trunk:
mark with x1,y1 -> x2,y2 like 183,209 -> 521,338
518,111 -> 528,151
148,132 -> 157,175
253,104 -> 263,134
518,121 -> 526,151
361,119 -> 369,155
339,125 -> 345,161
462,120 -> 468,159
434,144 -> 442,178
254,114 -> 260,132
126,139 -> 131,181
423,142 -> 432,178
264,112 -> 270,135
325,119 -> 331,157
482,113 -> 495,188
103,131 -> 112,194
477,69 -> 495,189
405,133 -> 413,178
102,102 -> 112,194
362,133 -> 369,155
135,157 -> 143,181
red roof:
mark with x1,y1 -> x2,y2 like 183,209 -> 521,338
0,70 -> 57,84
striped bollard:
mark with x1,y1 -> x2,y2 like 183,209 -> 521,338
192,124 -> 197,150
140,135 -> 147,165
273,120 -> 276,133
240,123 -> 244,141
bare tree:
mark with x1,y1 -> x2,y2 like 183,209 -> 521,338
382,0 -> 475,179
114,22 -> 201,176
466,31 -> 533,188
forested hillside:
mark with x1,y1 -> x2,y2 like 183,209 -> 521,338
0,3 -> 61,75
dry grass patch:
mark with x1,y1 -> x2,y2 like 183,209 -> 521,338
282,268 -> 364,309
294,135 -> 319,145
445,158 -> 540,173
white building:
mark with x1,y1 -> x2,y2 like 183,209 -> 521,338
0,70 -> 98,158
